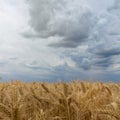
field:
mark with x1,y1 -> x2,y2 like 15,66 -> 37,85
0,80 -> 120,120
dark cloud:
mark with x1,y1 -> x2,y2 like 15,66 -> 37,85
24,0 -> 120,49
48,12 -> 95,48
73,57 -> 91,70
68,51 -> 113,70
44,63 -> 90,82
24,0 -> 96,48
108,0 -> 120,11
64,40 -> 120,70
23,61 -> 88,82
89,44 -> 120,58
94,57 -> 112,68
64,50 -> 92,70
21,0 -> 120,81
95,49 -> 120,58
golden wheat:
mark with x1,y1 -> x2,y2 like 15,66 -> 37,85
0,81 -> 120,119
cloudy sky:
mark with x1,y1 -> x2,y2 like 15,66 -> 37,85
0,0 -> 120,82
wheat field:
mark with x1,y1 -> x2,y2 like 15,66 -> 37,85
0,80 -> 120,120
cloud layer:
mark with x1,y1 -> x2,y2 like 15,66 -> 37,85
24,0 -> 96,48
24,0 -> 120,80
0,0 -> 120,81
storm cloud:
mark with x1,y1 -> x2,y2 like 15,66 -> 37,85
24,0 -> 96,48
11,0 -> 120,80
0,0 -> 120,81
